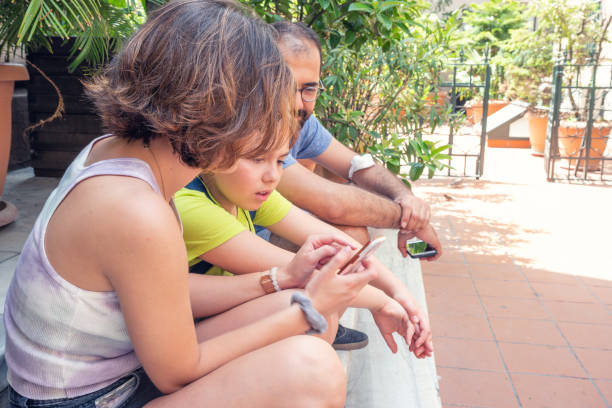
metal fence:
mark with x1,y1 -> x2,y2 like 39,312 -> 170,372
545,54 -> 612,181
436,49 -> 495,179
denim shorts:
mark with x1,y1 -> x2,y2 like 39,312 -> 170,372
9,368 -> 163,408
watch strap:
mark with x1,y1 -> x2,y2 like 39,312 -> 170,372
260,273 -> 276,294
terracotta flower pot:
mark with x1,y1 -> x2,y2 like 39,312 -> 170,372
526,110 -> 548,157
0,63 -> 29,227
558,121 -> 611,171
465,100 -> 509,124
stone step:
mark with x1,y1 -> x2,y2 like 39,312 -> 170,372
337,228 -> 441,408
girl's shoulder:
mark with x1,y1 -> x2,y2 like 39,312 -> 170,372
74,174 -> 179,241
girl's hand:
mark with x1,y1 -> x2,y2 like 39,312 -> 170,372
278,234 -> 356,288
305,247 -> 377,317
371,298 -> 415,354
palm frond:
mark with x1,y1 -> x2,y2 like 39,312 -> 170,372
0,0 -> 155,70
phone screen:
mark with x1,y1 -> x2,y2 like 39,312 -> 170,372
406,240 -> 437,258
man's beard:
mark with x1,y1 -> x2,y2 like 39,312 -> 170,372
297,109 -> 312,128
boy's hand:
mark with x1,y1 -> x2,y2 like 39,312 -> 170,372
392,290 -> 433,358
371,298 -> 415,354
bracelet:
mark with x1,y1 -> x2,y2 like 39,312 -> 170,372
270,267 -> 281,292
290,292 -> 328,335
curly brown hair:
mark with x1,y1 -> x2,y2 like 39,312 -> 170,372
85,0 -> 297,170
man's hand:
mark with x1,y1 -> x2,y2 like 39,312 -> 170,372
391,288 -> 434,359
371,298 -> 415,354
279,234 -> 356,288
397,223 -> 442,261
394,194 -> 431,233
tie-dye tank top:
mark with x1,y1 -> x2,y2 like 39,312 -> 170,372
3,135 -> 162,399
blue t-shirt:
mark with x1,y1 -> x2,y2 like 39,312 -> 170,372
283,115 -> 333,168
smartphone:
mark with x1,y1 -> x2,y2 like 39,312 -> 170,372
338,236 -> 386,275
406,239 -> 437,259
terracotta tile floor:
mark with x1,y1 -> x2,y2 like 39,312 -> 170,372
416,147 -> 612,408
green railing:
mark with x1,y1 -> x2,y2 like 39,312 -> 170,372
545,53 -> 612,181
439,48 -> 492,178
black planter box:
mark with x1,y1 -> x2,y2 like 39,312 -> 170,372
26,38 -> 104,177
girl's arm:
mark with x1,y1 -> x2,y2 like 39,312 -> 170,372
103,194 -> 371,393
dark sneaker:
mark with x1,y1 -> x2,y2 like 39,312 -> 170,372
332,324 -> 368,351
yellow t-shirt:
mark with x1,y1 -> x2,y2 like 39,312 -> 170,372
175,176 -> 291,275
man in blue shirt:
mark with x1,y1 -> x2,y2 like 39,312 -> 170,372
265,22 -> 441,352
272,21 -> 441,260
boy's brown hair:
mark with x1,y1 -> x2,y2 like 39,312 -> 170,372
85,0 -> 297,170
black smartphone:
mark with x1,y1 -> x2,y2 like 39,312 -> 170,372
406,240 -> 437,259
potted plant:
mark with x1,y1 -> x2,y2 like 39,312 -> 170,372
546,0 -> 611,170
496,21 -> 553,155
0,0 -> 159,176
495,0 -> 611,159
0,63 -> 28,226
0,2 -> 30,225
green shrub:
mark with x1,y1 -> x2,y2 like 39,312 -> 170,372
243,0 -> 460,183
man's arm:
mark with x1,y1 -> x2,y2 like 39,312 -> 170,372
277,162 -> 402,228
313,138 -> 404,196
313,138 -> 431,233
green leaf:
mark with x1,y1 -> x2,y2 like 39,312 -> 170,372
378,1 -> 403,12
348,2 -> 374,14
376,14 -> 392,31
427,164 -> 436,178
409,163 -> 425,181
381,39 -> 391,52
345,30 -> 356,44
329,32 -> 341,48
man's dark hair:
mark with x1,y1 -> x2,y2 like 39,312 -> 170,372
85,0 -> 297,170
271,21 -> 322,62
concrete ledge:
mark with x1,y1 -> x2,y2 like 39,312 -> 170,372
337,228 -> 440,408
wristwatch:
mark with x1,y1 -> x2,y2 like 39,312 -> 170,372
259,273 -> 276,294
